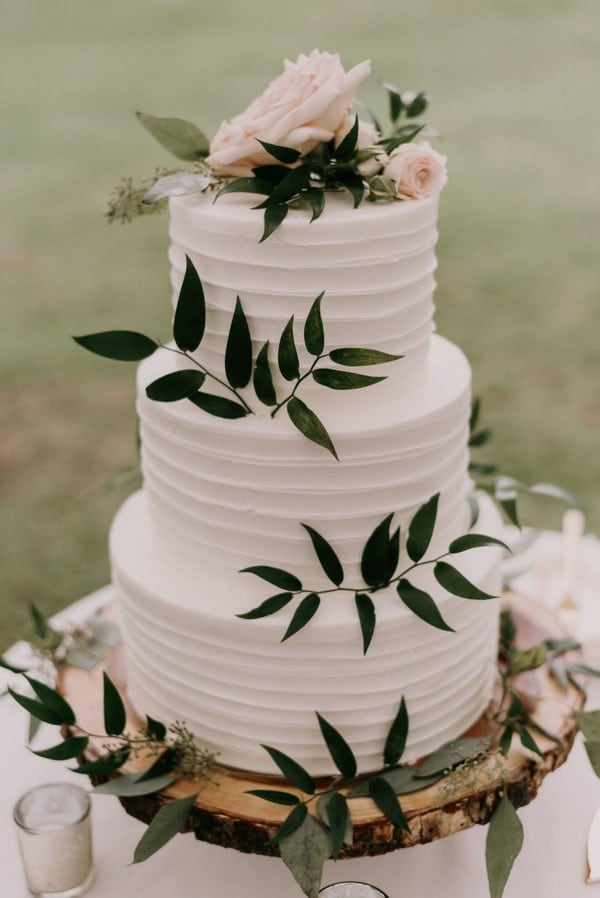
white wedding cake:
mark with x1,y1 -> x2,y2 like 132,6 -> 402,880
105,51 -> 504,778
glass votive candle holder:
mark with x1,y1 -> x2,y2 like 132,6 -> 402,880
13,782 -> 94,897
319,884 -> 390,898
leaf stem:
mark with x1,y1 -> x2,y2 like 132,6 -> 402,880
161,344 -> 254,414
270,354 -> 324,418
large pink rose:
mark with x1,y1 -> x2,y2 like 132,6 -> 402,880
383,141 -> 448,200
206,50 -> 371,177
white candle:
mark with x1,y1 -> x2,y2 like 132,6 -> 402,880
14,782 -> 93,897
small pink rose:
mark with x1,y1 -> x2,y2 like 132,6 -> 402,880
383,141 -> 448,200
206,50 -> 371,177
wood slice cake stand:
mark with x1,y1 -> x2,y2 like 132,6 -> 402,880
58,594 -> 585,858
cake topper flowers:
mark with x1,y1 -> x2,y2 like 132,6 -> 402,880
107,50 -> 447,239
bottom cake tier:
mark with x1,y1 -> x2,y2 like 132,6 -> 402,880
110,492 -> 504,776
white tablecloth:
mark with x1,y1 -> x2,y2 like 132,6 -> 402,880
2,533 -> 600,898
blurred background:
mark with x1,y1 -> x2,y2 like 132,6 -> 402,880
2,0 -> 599,649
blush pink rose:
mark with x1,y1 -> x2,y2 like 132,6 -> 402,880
206,50 -> 371,177
383,141 -> 448,200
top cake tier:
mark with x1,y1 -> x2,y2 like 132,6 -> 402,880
168,190 -> 439,396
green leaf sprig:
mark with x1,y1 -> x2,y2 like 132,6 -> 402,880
8,667 -> 217,862
247,698 -> 492,897
239,492 -> 509,651
74,264 -> 401,459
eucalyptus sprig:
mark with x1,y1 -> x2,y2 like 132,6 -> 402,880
239,492 -> 510,651
74,261 -> 401,459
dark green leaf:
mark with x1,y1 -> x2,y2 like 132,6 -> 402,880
469,428 -> 493,447
388,527 -> 400,582
282,593 -> 321,641
287,397 -> 338,460
271,803 -> 308,843
225,296 -> 253,388
94,773 -> 177,797
252,165 -> 289,184
406,91 -> 428,118
215,177 -> 271,199
278,316 -> 300,381
71,747 -> 130,775
188,391 -> 248,419
303,188 -> 325,223
583,741 -> 600,777
257,140 -> 302,164
434,561 -> 497,600
145,370 -> 206,402
383,697 -> 409,767
397,578 -> 454,632
500,609 -> 517,648
258,165 -> 311,206
262,747 -> 315,794
486,794 -> 523,898
381,82 -> 404,122
303,292 -> 325,357
361,513 -> 394,587
467,495 -> 480,528
32,736 -> 89,761
406,493 -> 439,562
136,111 -> 209,161
0,656 -> 27,674
24,675 -> 76,725
278,811 -> 330,898
336,169 -> 365,208
246,789 -> 300,806
145,715 -> 167,741
575,710 -> 600,742
260,203 -> 289,241
368,777 -> 410,830
253,341 -> 277,406
237,592 -> 295,620
173,255 -> 205,351
469,462 -> 498,477
103,671 -> 126,736
9,688 -> 63,725
328,348 -> 402,366
498,495 -> 520,528
29,602 -> 49,638
239,566 -> 302,591
316,713 -> 357,779
73,331 -> 158,361
301,524 -> 343,586
317,792 -> 353,846
133,792 -> 198,863
355,592 -> 376,655
416,737 -> 492,777
312,369 -> 385,390
449,533 -> 511,554
499,726 -> 514,757
28,714 -> 41,744
470,397 -> 481,433
515,724 -> 543,757
324,792 -> 349,859
335,115 -> 359,162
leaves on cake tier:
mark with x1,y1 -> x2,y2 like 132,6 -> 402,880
73,330 -> 159,361
225,297 -> 253,389
174,254 -> 206,351
238,494 -> 507,647
287,397 -> 339,460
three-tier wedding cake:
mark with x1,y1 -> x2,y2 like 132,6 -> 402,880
104,50 -> 504,777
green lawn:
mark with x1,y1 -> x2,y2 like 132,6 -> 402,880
2,0 -> 599,648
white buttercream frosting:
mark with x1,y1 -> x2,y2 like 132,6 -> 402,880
108,188 -> 504,777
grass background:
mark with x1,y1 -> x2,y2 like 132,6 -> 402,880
2,1 -> 599,649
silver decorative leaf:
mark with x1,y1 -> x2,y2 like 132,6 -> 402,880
143,173 -> 212,204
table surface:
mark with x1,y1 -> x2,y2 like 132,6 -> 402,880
2,529 -> 600,898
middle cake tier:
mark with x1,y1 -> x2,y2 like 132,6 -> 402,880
135,333 -> 473,588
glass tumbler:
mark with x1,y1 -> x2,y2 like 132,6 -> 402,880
319,884 -> 390,898
14,782 -> 94,897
